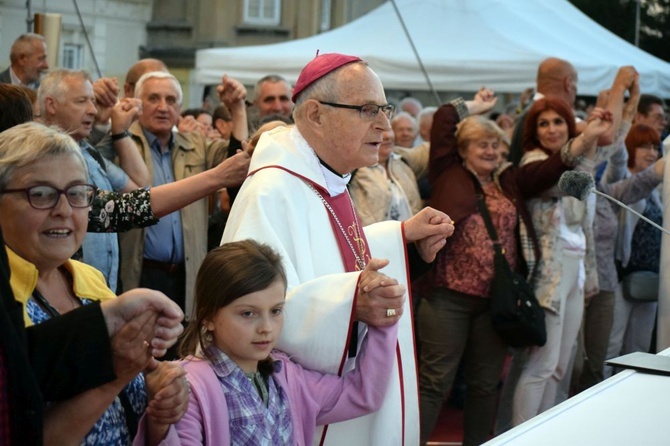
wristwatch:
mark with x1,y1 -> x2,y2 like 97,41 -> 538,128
111,130 -> 131,141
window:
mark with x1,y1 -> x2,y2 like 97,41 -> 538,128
62,43 -> 83,69
320,0 -> 332,32
244,0 -> 281,26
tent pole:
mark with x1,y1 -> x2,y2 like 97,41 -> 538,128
389,0 -> 441,105
634,0 -> 640,47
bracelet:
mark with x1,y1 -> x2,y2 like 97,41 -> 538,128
111,130 -> 131,142
450,97 -> 469,120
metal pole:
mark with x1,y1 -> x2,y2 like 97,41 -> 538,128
26,0 -> 33,32
72,0 -> 103,78
634,0 -> 641,47
390,0 -> 441,105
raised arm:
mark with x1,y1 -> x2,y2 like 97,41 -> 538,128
111,98 -> 150,190
218,75 -> 248,142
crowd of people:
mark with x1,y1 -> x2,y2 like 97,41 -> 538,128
0,31 -> 669,446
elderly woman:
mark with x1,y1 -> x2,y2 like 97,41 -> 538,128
512,97 -> 612,426
419,90 -> 609,445
0,122 -> 188,445
606,124 -> 665,371
349,128 -> 422,226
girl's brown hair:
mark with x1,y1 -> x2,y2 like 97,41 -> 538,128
179,239 -> 287,361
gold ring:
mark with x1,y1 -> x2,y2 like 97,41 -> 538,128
386,308 -> 396,317
143,340 -> 150,349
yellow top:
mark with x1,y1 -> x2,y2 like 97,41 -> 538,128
6,247 -> 116,327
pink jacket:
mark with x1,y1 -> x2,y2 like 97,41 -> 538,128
139,323 -> 398,445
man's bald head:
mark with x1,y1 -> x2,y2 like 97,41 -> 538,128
536,57 -> 578,107
124,58 -> 168,97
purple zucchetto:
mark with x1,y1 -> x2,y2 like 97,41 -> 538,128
291,53 -> 362,103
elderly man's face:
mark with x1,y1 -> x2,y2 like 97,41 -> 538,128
318,64 -> 391,174
255,81 -> 293,117
392,115 -> 417,148
48,76 -> 97,142
138,77 -> 181,137
21,40 -> 49,84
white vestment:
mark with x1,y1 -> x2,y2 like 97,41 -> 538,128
222,126 -> 419,445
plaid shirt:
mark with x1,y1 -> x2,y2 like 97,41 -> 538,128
0,345 -> 10,445
208,346 -> 293,445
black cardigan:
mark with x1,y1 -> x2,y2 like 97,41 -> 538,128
0,228 -> 115,445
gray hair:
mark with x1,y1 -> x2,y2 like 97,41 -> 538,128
253,74 -> 292,102
0,122 -> 87,190
391,111 -> 418,129
37,69 -> 92,120
9,33 -> 45,64
135,71 -> 183,105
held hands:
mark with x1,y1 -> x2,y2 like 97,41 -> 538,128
93,77 -> 120,125
110,98 -> 142,134
622,75 -> 641,122
403,207 -> 455,263
582,107 -> 614,148
355,258 -> 406,327
110,310 -> 159,383
101,288 -> 184,358
465,87 -> 497,116
144,362 -> 189,442
612,66 -> 639,92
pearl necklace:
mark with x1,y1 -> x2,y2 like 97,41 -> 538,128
307,183 -> 367,271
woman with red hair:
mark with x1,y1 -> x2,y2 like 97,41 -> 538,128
512,96 -> 612,426
606,124 -> 664,370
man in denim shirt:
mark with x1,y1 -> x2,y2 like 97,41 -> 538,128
38,69 -> 149,291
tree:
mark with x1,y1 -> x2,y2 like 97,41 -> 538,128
568,0 -> 670,63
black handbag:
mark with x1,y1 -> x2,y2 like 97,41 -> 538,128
473,177 -> 547,347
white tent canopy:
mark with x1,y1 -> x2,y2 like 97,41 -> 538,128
195,0 -> 670,98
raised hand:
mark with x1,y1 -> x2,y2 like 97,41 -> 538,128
110,97 -> 142,134
93,77 -> 120,125
217,75 -> 247,108
582,107 -> 614,144
466,86 -> 498,115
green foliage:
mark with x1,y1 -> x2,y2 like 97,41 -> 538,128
568,0 -> 669,62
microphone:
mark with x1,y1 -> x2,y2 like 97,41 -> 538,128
558,171 -> 670,236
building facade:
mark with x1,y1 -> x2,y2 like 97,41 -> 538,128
0,0 -> 384,104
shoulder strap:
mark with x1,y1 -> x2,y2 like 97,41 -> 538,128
85,146 -> 107,172
118,389 -> 138,439
471,174 -> 500,245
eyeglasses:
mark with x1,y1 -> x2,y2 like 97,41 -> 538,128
0,184 -> 97,209
318,101 -> 395,120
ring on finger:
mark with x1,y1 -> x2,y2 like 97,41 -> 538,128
386,308 -> 397,317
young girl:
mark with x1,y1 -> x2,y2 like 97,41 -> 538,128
152,239 -> 399,445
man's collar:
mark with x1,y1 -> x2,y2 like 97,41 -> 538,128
318,159 -> 351,196
142,127 -> 173,153
9,66 -> 37,89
